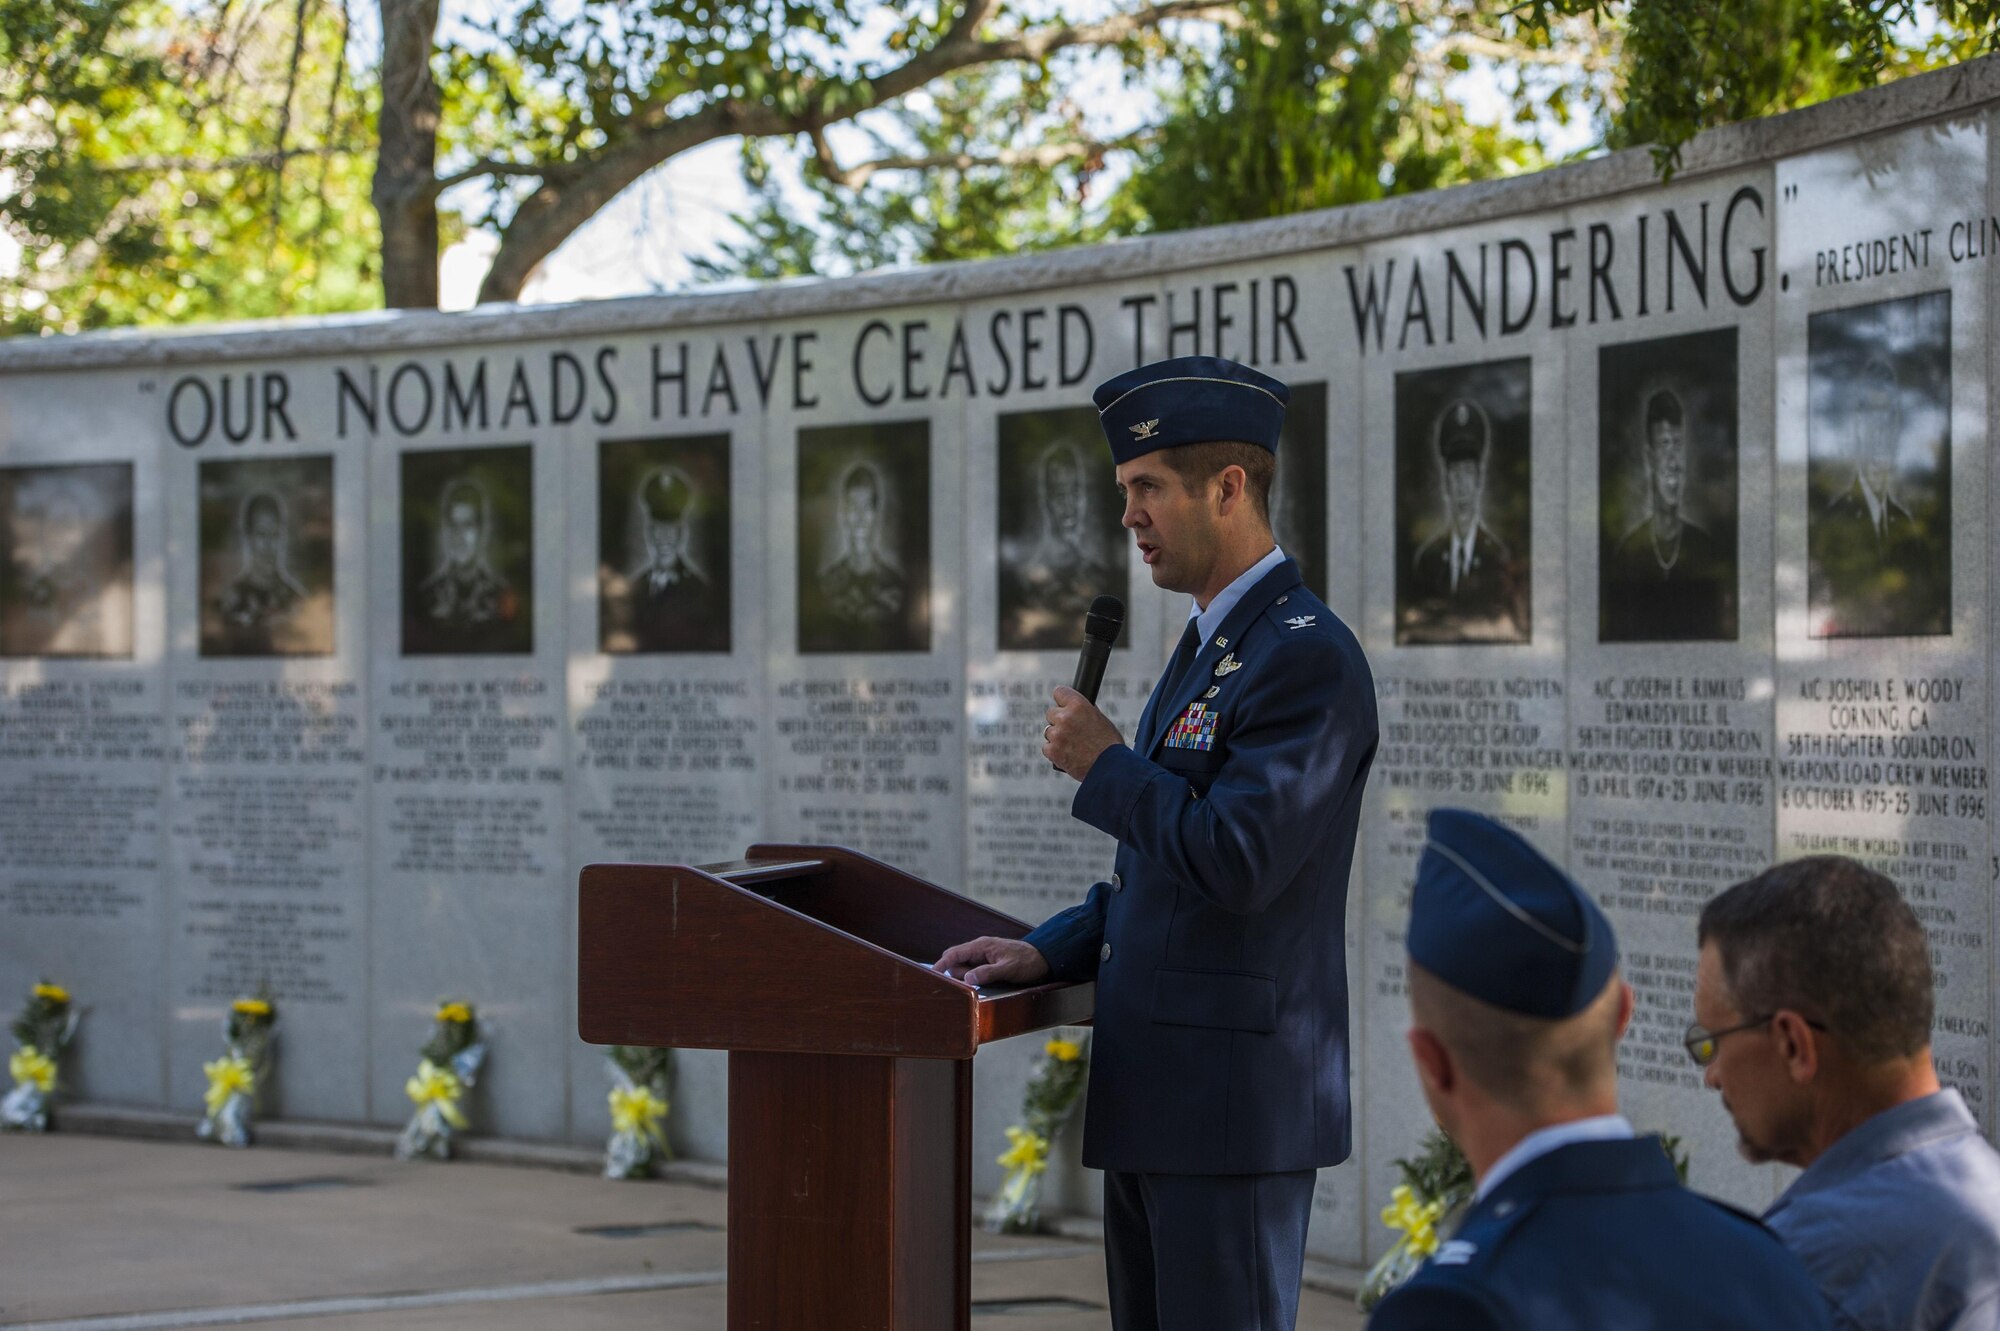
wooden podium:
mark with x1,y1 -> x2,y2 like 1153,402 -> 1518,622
577,843 -> 1095,1331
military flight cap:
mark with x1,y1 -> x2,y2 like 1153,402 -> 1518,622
1094,355 -> 1288,465
1435,399 -> 1488,465
1408,808 -> 1618,1018
640,468 -> 695,521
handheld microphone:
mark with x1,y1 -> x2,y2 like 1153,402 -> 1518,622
1054,596 -> 1125,771
1072,595 -> 1126,704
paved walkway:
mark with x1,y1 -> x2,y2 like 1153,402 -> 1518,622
0,1133 -> 1368,1330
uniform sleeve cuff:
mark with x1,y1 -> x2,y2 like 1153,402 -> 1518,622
1023,920 -> 1080,981
1072,743 -> 1163,838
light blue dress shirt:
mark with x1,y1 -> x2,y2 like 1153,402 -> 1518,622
1765,1088 -> 2000,1331
1191,545 -> 1286,644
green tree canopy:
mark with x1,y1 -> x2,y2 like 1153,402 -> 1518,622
2,0 -> 1995,326
1,0 -> 375,334
701,0 -> 1998,279
1112,0 -> 1566,233
1527,0 -> 2000,172
693,65 -> 1129,280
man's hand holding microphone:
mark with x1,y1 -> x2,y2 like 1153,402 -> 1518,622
935,595 -> 1125,987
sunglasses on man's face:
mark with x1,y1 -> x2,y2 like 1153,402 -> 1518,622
1683,1014 -> 1828,1067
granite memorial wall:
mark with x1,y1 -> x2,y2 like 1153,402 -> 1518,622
3,63 -> 1999,1267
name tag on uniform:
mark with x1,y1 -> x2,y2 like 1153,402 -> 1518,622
1165,702 -> 1219,751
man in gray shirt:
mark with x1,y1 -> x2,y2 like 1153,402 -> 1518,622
1691,855 -> 2000,1331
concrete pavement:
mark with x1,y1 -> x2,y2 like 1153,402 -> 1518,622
0,1132 -> 1368,1331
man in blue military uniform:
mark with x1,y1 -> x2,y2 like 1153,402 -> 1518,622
1369,809 -> 1830,1331
936,355 -> 1378,1331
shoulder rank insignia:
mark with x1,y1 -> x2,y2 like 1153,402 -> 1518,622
1434,1239 -> 1478,1266
1165,702 -> 1219,751
1284,614 -> 1317,630
1212,653 -> 1242,677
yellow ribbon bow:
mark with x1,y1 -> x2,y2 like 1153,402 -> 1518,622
609,1085 -> 669,1142
996,1125 -> 1050,1177
404,1059 -> 467,1128
202,1054 -> 256,1117
32,983 -> 69,1005
1380,1183 -> 1445,1258
1044,1038 -> 1083,1063
10,1045 -> 56,1093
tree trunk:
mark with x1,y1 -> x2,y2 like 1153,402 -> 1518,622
372,0 -> 442,309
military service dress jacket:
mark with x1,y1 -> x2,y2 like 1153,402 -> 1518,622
1368,1138 -> 1833,1331
1024,558 -> 1377,1176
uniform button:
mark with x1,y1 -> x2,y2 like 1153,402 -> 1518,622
1494,1201 -> 1516,1217
1110,873 -> 1123,892
1099,943 -> 1113,962
1277,594 -> 1289,605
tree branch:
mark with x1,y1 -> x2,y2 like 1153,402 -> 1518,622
270,0 -> 314,229
476,0 -> 1231,301
862,0 -> 1233,108
1427,29 -> 1618,73
430,159 -> 558,195
312,0 -> 352,221
97,145 -> 369,174
951,0 -> 1236,66
808,128 -> 1154,189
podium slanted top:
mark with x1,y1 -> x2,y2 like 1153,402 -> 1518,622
577,844 -> 1093,1059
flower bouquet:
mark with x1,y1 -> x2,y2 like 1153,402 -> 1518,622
983,1029 -> 1090,1235
198,993 -> 277,1148
4,981 -> 79,1132
1357,1129 -> 1474,1311
602,1045 -> 674,1180
396,1000 -> 486,1161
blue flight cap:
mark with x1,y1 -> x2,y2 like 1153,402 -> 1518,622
1408,809 -> 1618,1018
1094,356 -> 1289,465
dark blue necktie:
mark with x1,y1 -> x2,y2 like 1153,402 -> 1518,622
1159,618 -> 1203,704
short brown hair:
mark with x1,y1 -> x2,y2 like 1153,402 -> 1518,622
1408,963 -> 1623,1111
1159,441 -> 1276,524
1699,857 -> 1933,1064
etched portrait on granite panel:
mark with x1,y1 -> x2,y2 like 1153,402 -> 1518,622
1598,329 -> 1739,643
797,421 -> 930,654
1272,380 -> 1329,601
400,445 -> 534,656
1394,358 -> 1532,645
0,462 -> 134,659
598,435 -> 731,655
198,455 -> 335,657
1806,291 -> 1952,638
996,407 -> 1125,651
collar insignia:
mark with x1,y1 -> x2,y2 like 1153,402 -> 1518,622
1284,614 -> 1317,630
1212,653 -> 1242,677
1129,418 -> 1161,441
